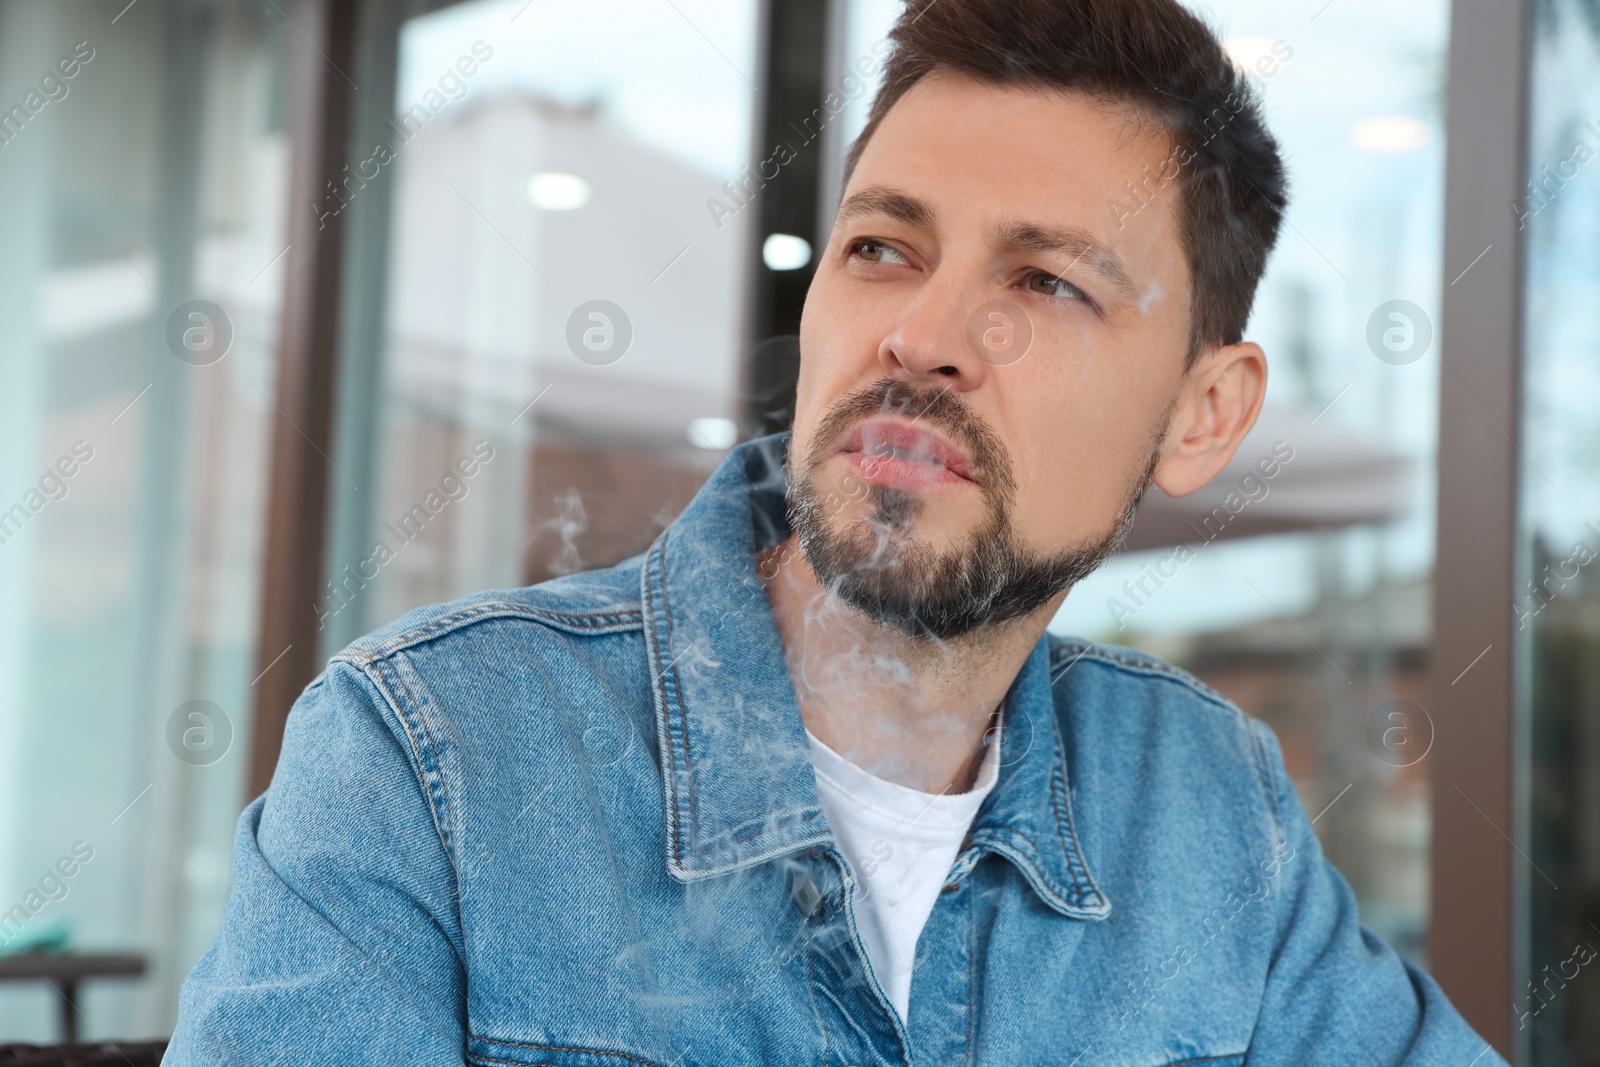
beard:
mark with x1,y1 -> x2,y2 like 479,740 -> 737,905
786,378 -> 1163,641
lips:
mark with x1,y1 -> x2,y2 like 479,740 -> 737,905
837,419 -> 977,492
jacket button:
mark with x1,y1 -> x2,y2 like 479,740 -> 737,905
792,875 -> 822,917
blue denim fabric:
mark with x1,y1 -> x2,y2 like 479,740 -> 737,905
167,434 -> 1502,1066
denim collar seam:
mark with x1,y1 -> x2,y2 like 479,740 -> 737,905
958,726 -> 1108,916
643,533 -> 690,874
648,531 -> 806,872
655,530 -> 705,863
966,828 -> 1073,903
1045,707 -> 1104,899
645,483 -> 842,877
968,810 -> 1106,915
969,837 -> 1095,916
1049,756 -> 1108,910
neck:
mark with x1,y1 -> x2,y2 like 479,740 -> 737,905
759,534 -> 1066,795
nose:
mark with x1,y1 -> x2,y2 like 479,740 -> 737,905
876,275 -> 993,392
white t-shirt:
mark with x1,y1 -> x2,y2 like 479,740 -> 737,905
805,724 -> 1002,1023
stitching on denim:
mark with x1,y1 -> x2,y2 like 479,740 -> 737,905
643,540 -> 684,872
645,542 -> 684,870
356,660 -> 454,861
1048,711 -> 1107,908
1049,639 -> 1234,710
1048,638 -> 1214,693
1048,639 -> 1236,714
1049,766 -> 1099,905
468,1035 -> 667,1066
384,654 -> 460,865
965,700 -> 1103,911
974,827 -> 1078,912
302,662 -> 470,998
1047,719 -> 1086,894
1159,1055 -> 1247,1066
656,532 -> 704,860
333,600 -> 643,668
517,608 -> 641,625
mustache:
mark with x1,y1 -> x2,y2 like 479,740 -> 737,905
807,378 -> 1015,498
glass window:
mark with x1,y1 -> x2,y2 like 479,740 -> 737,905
835,0 -> 1450,965
319,0 -> 759,657
1517,0 -> 1600,1059
0,0 -> 290,1038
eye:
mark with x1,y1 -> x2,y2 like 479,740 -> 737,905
1024,270 -> 1089,302
849,238 -> 910,266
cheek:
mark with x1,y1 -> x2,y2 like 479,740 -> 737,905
1033,301 -> 1182,447
998,366 -> 1160,549
794,269 -> 886,444
792,328 -> 830,460
1007,451 -> 1138,551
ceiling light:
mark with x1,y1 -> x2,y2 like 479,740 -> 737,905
527,172 -> 591,210
688,417 -> 737,450
763,233 -> 812,271
1349,117 -> 1428,154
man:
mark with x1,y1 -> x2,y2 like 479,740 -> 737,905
168,0 -> 1503,1063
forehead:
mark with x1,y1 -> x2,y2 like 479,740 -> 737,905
847,72 -> 1190,306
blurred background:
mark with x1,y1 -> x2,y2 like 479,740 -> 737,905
0,0 -> 1590,1060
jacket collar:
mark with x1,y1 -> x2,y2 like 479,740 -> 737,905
642,434 -> 1109,921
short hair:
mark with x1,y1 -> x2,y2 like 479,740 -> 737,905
843,0 -> 1288,367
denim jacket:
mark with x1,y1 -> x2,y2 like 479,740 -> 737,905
167,434 -> 1502,1066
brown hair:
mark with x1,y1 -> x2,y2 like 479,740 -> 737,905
842,0 -> 1288,366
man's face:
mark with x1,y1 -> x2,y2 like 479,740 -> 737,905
789,72 -> 1197,638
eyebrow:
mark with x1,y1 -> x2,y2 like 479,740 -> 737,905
992,220 -> 1139,302
834,184 -> 1139,303
834,185 -> 939,230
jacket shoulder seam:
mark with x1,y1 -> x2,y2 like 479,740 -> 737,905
332,599 -> 643,667
1047,638 -> 1237,715
321,659 -> 459,881
369,656 -> 460,858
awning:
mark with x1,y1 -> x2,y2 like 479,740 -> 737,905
1120,402 -> 1415,553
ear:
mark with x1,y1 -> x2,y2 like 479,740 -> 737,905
1151,341 -> 1267,498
